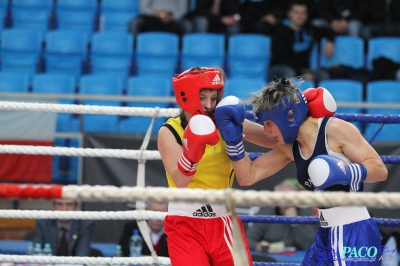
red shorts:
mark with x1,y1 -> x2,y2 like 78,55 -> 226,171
164,215 -> 253,266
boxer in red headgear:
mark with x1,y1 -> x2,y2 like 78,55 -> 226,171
158,67 -> 276,266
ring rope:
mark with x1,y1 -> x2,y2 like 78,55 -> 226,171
0,145 -> 399,163
0,255 -> 298,266
248,152 -> 400,164
0,210 -> 167,220
0,254 -> 171,265
1,101 -> 400,124
60,187 -> 400,208
2,184 -> 400,208
240,215 -> 400,227
0,100 -> 180,117
3,92 -> 400,110
0,210 -> 398,227
0,144 -> 161,160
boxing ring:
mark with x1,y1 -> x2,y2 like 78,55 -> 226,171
0,100 -> 400,266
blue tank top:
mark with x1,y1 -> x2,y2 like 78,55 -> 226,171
292,117 -> 362,192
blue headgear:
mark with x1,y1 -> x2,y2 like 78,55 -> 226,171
254,89 -> 308,144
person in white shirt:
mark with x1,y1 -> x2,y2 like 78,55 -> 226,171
118,202 -> 169,257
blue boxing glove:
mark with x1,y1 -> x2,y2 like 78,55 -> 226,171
308,155 -> 367,191
215,95 -> 246,161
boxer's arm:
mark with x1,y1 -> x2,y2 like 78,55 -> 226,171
243,119 -> 278,148
177,115 -> 219,176
158,115 -> 219,187
233,144 -> 292,186
326,118 -> 388,183
158,126 -> 193,187
308,154 -> 367,191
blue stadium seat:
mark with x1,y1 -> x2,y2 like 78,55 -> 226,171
0,28 -> 43,74
318,79 -> 364,131
100,0 -> 139,15
11,0 -> 53,11
100,12 -> 133,32
320,36 -> 365,69
90,32 -> 134,78
297,79 -> 315,91
32,73 -> 78,132
364,80 -> 400,142
79,74 -> 125,133
32,73 -> 76,94
181,33 -> 225,70
55,0 -> 98,34
367,37 -> 400,70
119,76 -> 172,134
227,34 -> 271,80
0,71 -> 30,92
99,0 -> 139,32
224,77 -> 266,113
135,32 -> 179,77
224,77 -> 265,100
10,0 -> 53,35
44,30 -> 89,77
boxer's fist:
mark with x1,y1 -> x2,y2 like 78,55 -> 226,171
308,155 -> 367,191
303,87 -> 336,118
215,96 -> 245,161
178,115 -> 219,176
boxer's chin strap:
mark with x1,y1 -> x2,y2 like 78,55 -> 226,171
224,189 -> 250,266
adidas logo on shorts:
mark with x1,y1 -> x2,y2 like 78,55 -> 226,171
211,74 -> 222,85
319,212 -> 328,226
193,204 -> 216,217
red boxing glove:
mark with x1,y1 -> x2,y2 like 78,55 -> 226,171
177,115 -> 219,176
303,87 -> 337,118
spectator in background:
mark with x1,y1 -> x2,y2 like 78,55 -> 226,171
129,0 -> 188,36
32,199 -> 95,256
245,180 -> 318,252
239,0 -> 287,35
359,0 -> 400,42
312,0 -> 362,37
118,202 -> 169,257
240,0 -> 317,35
182,0 -> 241,35
270,0 -> 335,83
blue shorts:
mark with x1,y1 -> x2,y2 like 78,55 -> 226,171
302,218 -> 382,266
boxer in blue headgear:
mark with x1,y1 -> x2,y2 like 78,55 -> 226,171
215,76 -> 387,266
252,78 -> 308,144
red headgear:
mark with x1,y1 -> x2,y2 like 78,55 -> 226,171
172,67 -> 224,116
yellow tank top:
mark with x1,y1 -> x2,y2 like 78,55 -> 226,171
164,116 -> 234,189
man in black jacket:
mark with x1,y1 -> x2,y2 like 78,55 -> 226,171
270,0 -> 335,83
32,199 -> 95,256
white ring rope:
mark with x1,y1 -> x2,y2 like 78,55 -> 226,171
0,100 -> 180,117
2,96 -> 400,110
59,186 -> 400,208
0,144 -> 161,160
0,210 -> 167,220
0,254 -> 171,265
